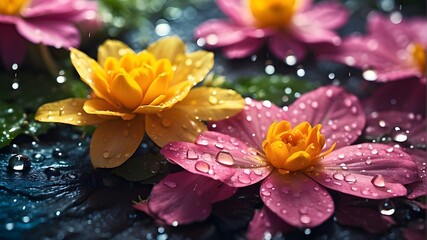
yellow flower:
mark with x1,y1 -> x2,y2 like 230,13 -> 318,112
0,0 -> 29,15
35,36 -> 244,168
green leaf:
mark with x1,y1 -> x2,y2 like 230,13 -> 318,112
221,74 -> 319,106
111,152 -> 169,182
0,102 -> 51,148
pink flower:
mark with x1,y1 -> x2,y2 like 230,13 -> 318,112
160,86 -> 418,233
0,0 -> 99,67
134,171 -> 236,225
320,13 -> 427,84
194,0 -> 348,62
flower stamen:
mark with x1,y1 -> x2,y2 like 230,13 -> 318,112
0,0 -> 29,15
249,0 -> 296,29
262,120 -> 335,173
409,43 -> 426,74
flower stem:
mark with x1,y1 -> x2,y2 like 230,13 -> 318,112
39,44 -> 59,77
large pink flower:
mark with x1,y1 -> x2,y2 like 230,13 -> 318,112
320,13 -> 427,84
194,0 -> 349,62
160,86 -> 418,234
0,0 -> 98,67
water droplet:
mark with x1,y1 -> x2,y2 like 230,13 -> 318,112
5,223 -> 14,231
103,151 -> 111,159
186,149 -> 198,160
371,175 -> 385,187
344,174 -> 357,183
44,167 -> 61,178
52,147 -> 66,158
163,181 -> 177,188
32,153 -> 45,162
161,118 -> 173,127
350,186 -> 358,191
300,215 -> 311,224
391,129 -> 408,143
215,151 -> 234,166
333,173 -> 344,180
379,200 -> 396,215
195,138 -> 209,146
365,159 -> 372,165
363,69 -> 378,81
8,154 -> 31,171
209,95 -> 218,104
339,163 -> 348,170
285,55 -> 297,66
265,65 -> 275,75
195,161 -> 210,173
261,189 -> 271,196
172,221 -> 178,227
238,174 -> 251,184
371,149 -> 378,155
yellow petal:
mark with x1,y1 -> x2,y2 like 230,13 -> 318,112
283,151 -> 311,172
145,108 -> 207,147
141,72 -> 170,105
174,87 -> 244,121
133,105 -> 166,114
83,99 -> 135,120
90,116 -> 145,168
70,48 -> 111,101
97,39 -> 134,66
110,72 -> 143,110
172,50 -> 214,86
35,98 -> 106,126
146,36 -> 186,65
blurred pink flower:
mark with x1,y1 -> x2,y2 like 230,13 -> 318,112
160,86 -> 418,233
321,13 -> 427,84
194,0 -> 348,62
0,0 -> 99,67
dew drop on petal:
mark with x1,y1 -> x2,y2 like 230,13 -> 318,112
215,151 -> 234,166
195,161 -> 210,173
371,175 -> 385,188
186,149 -> 198,160
333,172 -> 344,180
238,174 -> 251,184
344,174 -> 357,183
300,215 -> 311,224
195,138 -> 209,146
163,180 -> 177,188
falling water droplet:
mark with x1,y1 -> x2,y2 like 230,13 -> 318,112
371,175 -> 385,187
379,200 -> 396,215
362,69 -> 378,81
195,161 -> 210,173
215,151 -> 234,166
391,128 -> 408,143
186,149 -> 198,160
285,55 -> 297,66
8,154 -> 31,171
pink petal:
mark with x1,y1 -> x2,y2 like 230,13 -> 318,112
367,13 -> 412,50
363,78 -> 426,117
364,111 -> 426,147
295,2 -> 349,30
284,86 -> 365,149
160,131 -> 273,188
24,0 -> 97,22
216,0 -> 253,25
16,19 -> 80,48
135,171 -> 236,225
308,143 -> 418,199
0,23 -> 27,67
222,37 -> 265,58
246,207 -> 294,240
268,33 -> 307,62
335,205 -> 395,234
194,20 -> 255,48
295,0 -> 313,12
209,98 -> 287,151
260,170 -> 334,228
407,149 -> 427,199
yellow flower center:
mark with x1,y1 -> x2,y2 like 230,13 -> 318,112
409,43 -> 426,74
92,51 -> 174,110
262,121 -> 335,173
249,0 -> 296,29
0,0 -> 29,15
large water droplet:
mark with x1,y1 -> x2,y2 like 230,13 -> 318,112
8,154 -> 31,171
195,161 -> 210,173
391,128 -> 408,143
215,150 -> 234,166
379,200 -> 396,216
371,175 -> 385,188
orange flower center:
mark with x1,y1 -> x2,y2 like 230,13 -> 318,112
409,43 -> 426,74
0,0 -> 29,15
92,51 -> 174,110
262,121 -> 335,173
249,0 -> 296,29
